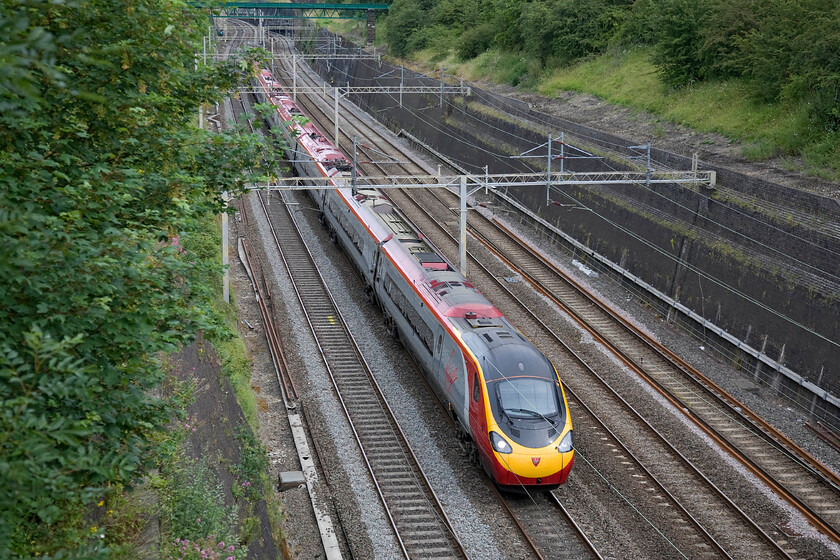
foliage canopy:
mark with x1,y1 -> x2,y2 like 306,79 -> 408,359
382,0 -> 840,132
0,0 -> 279,556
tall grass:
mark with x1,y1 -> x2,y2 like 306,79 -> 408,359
400,45 -> 840,180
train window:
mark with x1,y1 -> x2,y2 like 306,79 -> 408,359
385,275 -> 433,354
473,373 -> 481,402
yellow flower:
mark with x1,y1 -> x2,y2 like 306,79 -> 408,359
97,500 -> 104,507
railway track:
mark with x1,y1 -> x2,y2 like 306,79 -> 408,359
251,186 -> 467,559
230,22 -> 837,558
259,35 -> 784,555
224,23 -> 468,558
259,36 -> 611,559
497,488 -> 602,560
425,183 -> 840,544
276,40 -> 840,550
255,32 -> 799,558
391,186 -> 798,559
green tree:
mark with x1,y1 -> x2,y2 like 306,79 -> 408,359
0,0 -> 280,556
384,0 -> 430,57
520,0 -> 630,67
489,0 -> 528,50
651,0 -> 711,87
699,0 -> 763,79
741,0 -> 840,128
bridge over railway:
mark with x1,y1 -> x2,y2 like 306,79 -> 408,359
191,2 -> 390,42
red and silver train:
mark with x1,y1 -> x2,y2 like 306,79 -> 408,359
254,67 -> 574,489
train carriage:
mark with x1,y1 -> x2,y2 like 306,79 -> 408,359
254,67 -> 574,490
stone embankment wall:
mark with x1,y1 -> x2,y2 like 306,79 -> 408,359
307,31 -> 840,422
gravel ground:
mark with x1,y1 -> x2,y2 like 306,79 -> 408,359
483,201 -> 840,558
221,65 -> 840,558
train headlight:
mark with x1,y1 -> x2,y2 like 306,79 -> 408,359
557,430 -> 574,453
489,431 -> 512,454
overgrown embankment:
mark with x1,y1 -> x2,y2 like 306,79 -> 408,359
375,0 -> 840,180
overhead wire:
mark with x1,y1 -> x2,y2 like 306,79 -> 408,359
547,185 -> 840,349
348,56 -> 840,281
281,36 -> 839,348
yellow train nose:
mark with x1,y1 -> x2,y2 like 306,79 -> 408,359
503,448 -> 565,477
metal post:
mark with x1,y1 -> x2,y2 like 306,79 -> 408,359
546,133 -> 552,206
334,87 -> 340,146
399,65 -> 404,108
195,57 -> 203,131
646,141 -> 651,190
459,175 -> 467,276
352,136 -> 358,195
203,36 -> 206,66
440,65 -> 446,108
558,132 -> 565,205
222,193 -> 229,303
560,132 -> 565,174
293,54 -> 297,102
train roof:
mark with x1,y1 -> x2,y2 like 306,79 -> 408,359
256,66 -> 503,321
352,188 -> 503,320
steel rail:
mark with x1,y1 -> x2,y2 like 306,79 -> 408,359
391,185 -> 795,559
546,492 -> 603,560
477,216 -> 840,545
254,188 -> 467,559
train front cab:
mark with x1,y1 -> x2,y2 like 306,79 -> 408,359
468,339 -> 574,490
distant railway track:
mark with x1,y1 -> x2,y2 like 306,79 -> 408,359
252,187 -> 467,559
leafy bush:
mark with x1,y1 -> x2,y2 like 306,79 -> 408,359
742,0 -> 840,130
383,0 -> 427,57
651,0 -> 711,87
160,457 -> 245,560
0,0 -> 281,556
230,426 -> 269,501
614,0 -> 658,45
698,0 -> 760,79
458,23 -> 495,60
